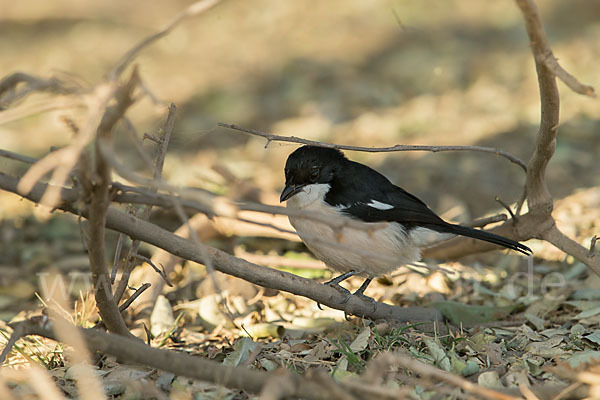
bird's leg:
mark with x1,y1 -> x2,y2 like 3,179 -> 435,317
323,270 -> 359,286
352,278 -> 377,312
317,271 -> 359,309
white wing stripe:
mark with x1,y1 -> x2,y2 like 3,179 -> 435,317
367,200 -> 394,210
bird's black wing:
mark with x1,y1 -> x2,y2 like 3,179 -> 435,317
339,188 -> 448,229
325,160 -> 447,228
325,161 -> 532,255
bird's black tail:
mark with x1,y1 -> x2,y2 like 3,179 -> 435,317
436,223 -> 532,256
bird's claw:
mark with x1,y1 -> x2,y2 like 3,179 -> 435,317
318,282 -> 352,309
330,282 -> 352,303
353,291 -> 377,313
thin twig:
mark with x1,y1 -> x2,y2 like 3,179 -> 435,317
0,149 -> 38,165
495,197 -> 517,222
111,233 -> 126,283
589,235 -> 597,258
113,104 -> 177,304
542,225 -> 600,277
0,72 -> 78,108
0,318 -> 28,365
130,254 -> 173,287
217,122 -> 528,171
101,152 -> 390,233
540,52 -> 596,97
122,117 -> 155,170
143,133 -> 162,143
464,213 -> 507,228
85,68 -> 140,337
119,283 -> 152,312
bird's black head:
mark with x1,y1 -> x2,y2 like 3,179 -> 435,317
280,145 -> 347,202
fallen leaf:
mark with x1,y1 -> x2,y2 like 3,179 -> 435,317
424,337 -> 451,372
223,337 -> 259,367
478,370 -> 504,389
349,327 -> 371,353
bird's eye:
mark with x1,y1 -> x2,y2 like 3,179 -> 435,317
309,170 -> 319,182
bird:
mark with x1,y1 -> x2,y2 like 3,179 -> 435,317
280,145 -> 532,305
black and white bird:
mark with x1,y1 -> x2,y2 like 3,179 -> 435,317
280,145 -> 532,303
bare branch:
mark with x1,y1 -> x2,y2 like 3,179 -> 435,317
0,173 -> 443,323
85,68 -> 140,337
102,152 -> 390,234
515,0 -> 560,214
495,197 -> 517,222
218,122 -> 528,171
590,235 -> 598,258
113,104 -> 176,304
119,283 -> 152,312
540,47 -> 596,97
0,72 -> 79,109
425,0 -> 597,265
7,318 -> 377,400
464,213 -> 507,228
15,82 -> 116,211
130,254 -> 173,287
111,232 -> 126,283
0,149 -> 38,165
0,96 -> 82,126
542,226 -> 600,277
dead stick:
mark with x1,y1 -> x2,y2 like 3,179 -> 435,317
0,174 -> 443,323
6,319 -> 336,400
86,69 -> 139,337
113,103 -> 176,304
218,122 -> 528,171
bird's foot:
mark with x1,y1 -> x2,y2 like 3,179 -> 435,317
330,282 -> 352,303
352,291 -> 377,313
317,271 -> 359,309
317,282 -> 352,310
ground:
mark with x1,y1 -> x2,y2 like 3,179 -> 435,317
0,0 -> 599,398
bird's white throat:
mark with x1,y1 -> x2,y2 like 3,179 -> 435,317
286,183 -> 331,210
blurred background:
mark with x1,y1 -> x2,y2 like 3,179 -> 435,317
1,0 -> 599,210
0,0 -> 599,316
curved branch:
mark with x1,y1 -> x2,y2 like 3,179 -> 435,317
84,69 -> 139,337
0,72 -> 78,109
428,1 -> 596,265
0,173 -> 443,323
6,319 -> 336,400
217,123 -> 528,171
541,53 -> 596,97
542,225 -> 600,277
515,0 -> 560,213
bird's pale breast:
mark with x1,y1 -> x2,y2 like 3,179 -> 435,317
286,184 -> 422,277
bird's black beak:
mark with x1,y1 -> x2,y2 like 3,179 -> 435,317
280,184 -> 304,202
